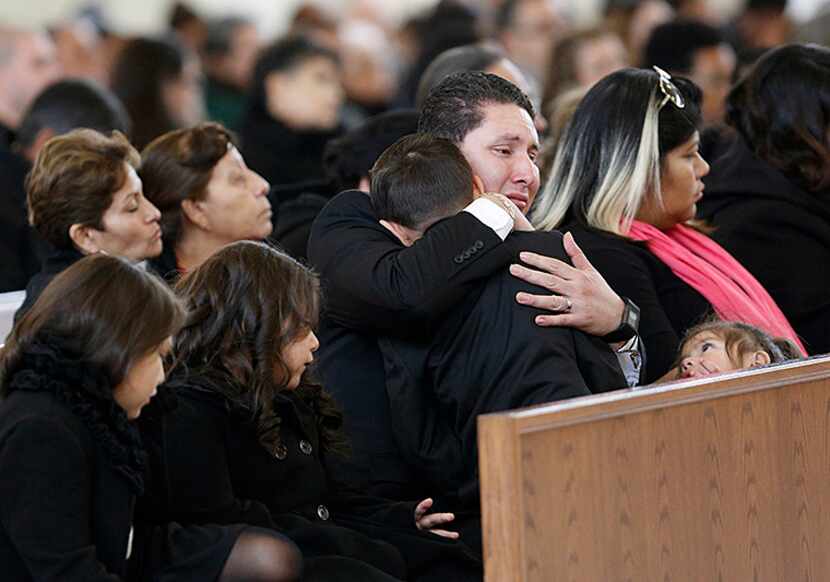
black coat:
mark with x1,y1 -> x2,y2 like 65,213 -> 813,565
379,231 -> 626,512
239,105 -> 341,190
0,348 -> 140,581
0,340 -> 243,582
0,147 -> 40,293
15,247 -> 84,322
306,191 -> 514,499
139,376 -> 481,581
564,223 -> 713,383
698,137 -> 830,355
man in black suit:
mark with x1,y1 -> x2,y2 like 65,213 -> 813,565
369,133 -> 626,547
308,72 -> 637,502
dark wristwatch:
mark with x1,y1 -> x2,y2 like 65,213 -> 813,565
601,297 -> 641,343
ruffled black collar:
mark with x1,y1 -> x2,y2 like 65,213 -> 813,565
5,338 -> 147,493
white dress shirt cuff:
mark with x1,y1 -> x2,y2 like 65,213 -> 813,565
463,198 -> 514,241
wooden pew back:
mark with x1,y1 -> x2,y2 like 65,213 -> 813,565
478,356 -> 830,581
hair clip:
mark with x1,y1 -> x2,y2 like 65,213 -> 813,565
653,66 -> 685,109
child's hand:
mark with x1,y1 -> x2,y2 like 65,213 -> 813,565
414,498 -> 459,539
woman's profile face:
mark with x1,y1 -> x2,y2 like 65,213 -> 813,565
113,337 -> 171,419
636,132 -> 710,229
191,146 -> 272,244
279,328 -> 319,390
87,163 -> 164,261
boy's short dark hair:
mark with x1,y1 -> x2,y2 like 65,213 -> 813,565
643,20 -> 726,74
370,134 -> 474,231
418,71 -> 535,144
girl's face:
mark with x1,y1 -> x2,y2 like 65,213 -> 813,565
113,338 -> 171,419
679,331 -> 770,379
279,328 -> 319,390
84,163 -> 163,261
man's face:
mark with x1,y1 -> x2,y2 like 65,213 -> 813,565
690,44 -> 736,126
0,32 -> 61,128
458,102 -> 540,214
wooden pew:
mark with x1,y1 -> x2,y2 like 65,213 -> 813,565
478,356 -> 830,581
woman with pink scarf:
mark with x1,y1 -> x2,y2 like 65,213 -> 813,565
529,66 -> 804,383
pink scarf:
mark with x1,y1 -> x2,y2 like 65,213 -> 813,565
627,220 -> 806,355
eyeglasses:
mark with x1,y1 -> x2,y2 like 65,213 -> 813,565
653,66 -> 685,110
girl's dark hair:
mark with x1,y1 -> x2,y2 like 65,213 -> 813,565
140,122 -> 235,248
171,241 -> 347,455
111,36 -> 190,149
726,43 -> 830,193
534,67 -> 703,234
0,254 -> 185,397
677,319 -> 803,371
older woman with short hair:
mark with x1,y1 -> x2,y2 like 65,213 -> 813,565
139,122 -> 271,280
531,67 -> 804,382
18,128 -> 163,318
698,43 -> 830,355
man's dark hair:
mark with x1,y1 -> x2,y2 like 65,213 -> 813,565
418,71 -> 535,144
203,16 -> 251,58
323,109 -> 420,192
643,20 -> 726,74
370,134 -> 474,230
16,79 -> 131,149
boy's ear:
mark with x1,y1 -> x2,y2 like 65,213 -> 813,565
472,175 -> 485,198
751,351 -> 772,367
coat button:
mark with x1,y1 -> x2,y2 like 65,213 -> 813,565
274,444 -> 288,460
474,240 -> 484,250
317,504 -> 330,521
454,255 -> 463,264
462,250 -> 471,260
299,440 -> 313,455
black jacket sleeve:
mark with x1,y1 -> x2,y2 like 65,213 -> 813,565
307,190 -> 513,333
0,418 -> 122,581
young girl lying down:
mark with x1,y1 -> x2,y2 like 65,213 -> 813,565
675,320 -> 803,380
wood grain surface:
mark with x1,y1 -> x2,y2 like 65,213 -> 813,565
478,356 -> 830,582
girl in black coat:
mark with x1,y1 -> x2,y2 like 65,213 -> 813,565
140,241 -> 482,581
0,254 -> 302,582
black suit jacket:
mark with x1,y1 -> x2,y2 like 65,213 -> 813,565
379,230 -> 627,509
307,191 -> 514,499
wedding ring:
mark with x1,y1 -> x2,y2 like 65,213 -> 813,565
563,298 -> 573,313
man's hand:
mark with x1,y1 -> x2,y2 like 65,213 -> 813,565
477,192 -> 534,232
509,231 -> 624,336
414,498 -> 459,539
